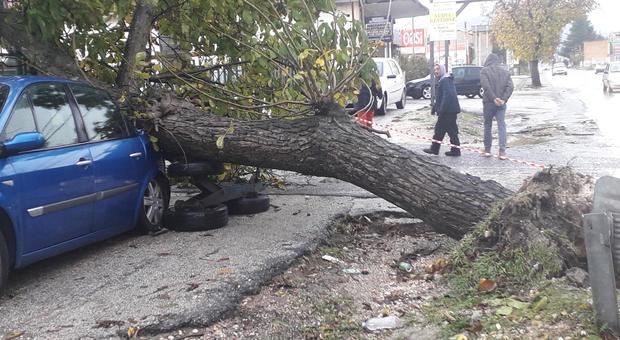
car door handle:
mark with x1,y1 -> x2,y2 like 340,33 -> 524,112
130,152 -> 143,159
76,159 -> 92,167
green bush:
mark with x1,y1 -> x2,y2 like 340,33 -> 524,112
398,54 -> 430,81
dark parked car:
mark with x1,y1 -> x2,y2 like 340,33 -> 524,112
0,76 -> 170,292
407,66 -> 484,100
452,65 -> 484,98
406,75 -> 431,100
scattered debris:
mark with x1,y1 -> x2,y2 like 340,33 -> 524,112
362,315 -> 403,331
94,320 -> 124,329
342,268 -> 362,275
321,254 -> 345,265
398,262 -> 413,272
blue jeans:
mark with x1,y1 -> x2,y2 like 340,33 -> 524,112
483,103 -> 507,152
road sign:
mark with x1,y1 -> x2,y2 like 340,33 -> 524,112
429,1 -> 456,41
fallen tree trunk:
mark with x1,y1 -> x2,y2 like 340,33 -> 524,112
149,93 -> 512,238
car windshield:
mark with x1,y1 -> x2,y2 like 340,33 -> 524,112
610,64 -> 620,72
0,85 -> 8,113
374,61 -> 384,76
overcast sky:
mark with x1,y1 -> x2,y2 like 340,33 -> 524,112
419,0 -> 619,36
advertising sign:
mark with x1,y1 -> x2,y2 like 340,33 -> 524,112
429,1 -> 456,41
399,28 -> 426,53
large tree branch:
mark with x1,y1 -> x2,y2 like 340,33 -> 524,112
115,0 -> 155,91
148,93 -> 513,238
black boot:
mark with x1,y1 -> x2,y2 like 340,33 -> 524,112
423,144 -> 440,155
445,148 -> 461,156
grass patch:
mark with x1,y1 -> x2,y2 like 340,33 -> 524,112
302,294 -> 364,339
419,281 -> 598,339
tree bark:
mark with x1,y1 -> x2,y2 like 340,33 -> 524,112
530,59 -> 542,87
115,0 -> 155,91
149,93 -> 512,238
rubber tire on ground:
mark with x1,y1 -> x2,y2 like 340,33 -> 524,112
396,90 -> 406,109
478,87 -> 484,98
168,161 -> 224,177
0,231 -> 9,295
137,176 -> 170,233
422,86 -> 431,100
412,94 -> 421,100
465,94 -> 476,99
227,194 -> 270,215
376,94 -> 387,115
165,204 -> 229,231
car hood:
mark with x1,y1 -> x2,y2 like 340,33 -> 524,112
407,75 -> 430,85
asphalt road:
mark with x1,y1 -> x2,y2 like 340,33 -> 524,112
2,69 -> 619,339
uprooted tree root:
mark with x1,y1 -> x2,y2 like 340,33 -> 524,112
448,167 -> 594,290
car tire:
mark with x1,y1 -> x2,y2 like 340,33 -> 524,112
168,161 -> 224,177
422,86 -> 431,100
396,90 -> 406,109
465,94 -> 476,99
138,176 -> 170,233
0,231 -> 8,295
376,93 -> 387,115
478,87 -> 484,98
227,193 -> 270,215
166,204 -> 229,231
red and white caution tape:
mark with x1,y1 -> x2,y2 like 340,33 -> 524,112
354,116 -> 546,169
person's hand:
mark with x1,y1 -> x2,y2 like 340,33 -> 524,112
494,98 -> 505,106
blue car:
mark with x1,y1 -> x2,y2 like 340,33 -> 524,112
0,76 -> 169,292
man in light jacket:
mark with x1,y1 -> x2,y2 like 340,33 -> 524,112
480,53 -> 514,158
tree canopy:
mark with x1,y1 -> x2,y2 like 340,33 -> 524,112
1,0 -> 380,117
560,17 -> 604,63
491,0 -> 596,86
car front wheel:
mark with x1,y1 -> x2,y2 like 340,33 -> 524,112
396,90 -> 406,109
422,86 -> 431,99
478,87 -> 484,98
0,231 -> 9,294
138,176 -> 169,233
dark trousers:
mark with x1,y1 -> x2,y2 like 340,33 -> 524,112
431,113 -> 460,151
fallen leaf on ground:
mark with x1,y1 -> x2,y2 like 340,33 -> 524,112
506,298 -> 529,309
127,326 -> 138,338
532,296 -> 549,311
217,267 -> 234,275
479,278 -> 497,292
4,331 -> 24,340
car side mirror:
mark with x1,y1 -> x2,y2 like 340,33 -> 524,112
0,132 -> 45,157
387,75 -> 397,79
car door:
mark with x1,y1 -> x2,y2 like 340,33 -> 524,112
452,67 -> 467,94
388,60 -> 403,102
4,83 -> 95,253
466,67 -> 481,94
68,84 -> 146,232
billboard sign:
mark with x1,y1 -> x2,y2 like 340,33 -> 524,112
429,1 -> 456,41
399,28 -> 426,53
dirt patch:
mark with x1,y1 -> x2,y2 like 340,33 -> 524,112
154,214 -> 453,339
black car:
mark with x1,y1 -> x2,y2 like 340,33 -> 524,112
452,65 -> 484,98
407,65 -> 484,100
406,75 -> 431,99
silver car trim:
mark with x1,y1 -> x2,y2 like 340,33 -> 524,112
27,183 -> 139,218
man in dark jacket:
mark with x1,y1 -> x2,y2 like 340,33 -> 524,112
480,53 -> 514,158
423,64 -> 461,156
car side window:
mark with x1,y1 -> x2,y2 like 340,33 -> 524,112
30,83 -> 79,147
389,61 -> 400,75
452,68 -> 466,80
2,93 -> 37,141
69,85 -> 128,141
467,68 -> 481,79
